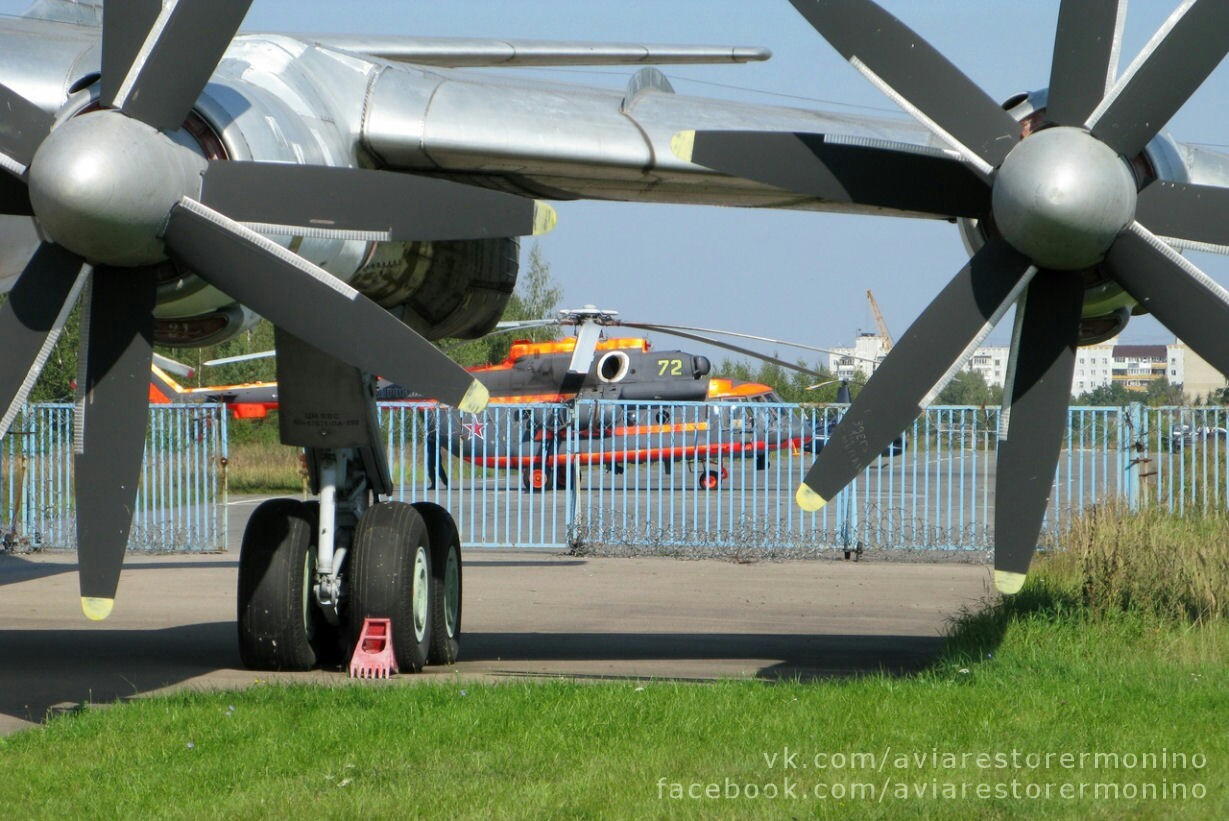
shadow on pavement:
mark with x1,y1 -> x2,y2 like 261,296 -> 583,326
461,631 -> 947,681
0,621 -> 239,726
0,555 -> 237,587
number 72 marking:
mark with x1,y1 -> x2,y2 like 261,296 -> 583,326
657,359 -> 684,377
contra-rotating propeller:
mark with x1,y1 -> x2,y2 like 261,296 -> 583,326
0,0 -> 554,619
675,0 -> 1229,593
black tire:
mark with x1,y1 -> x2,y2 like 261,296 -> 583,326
237,498 -> 321,671
349,502 -> 433,673
413,502 -> 462,665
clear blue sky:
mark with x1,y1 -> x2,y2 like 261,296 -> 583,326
4,1 -> 1227,364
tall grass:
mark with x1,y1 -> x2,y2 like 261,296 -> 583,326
1042,501 -> 1228,623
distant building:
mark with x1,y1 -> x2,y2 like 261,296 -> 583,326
1071,339 -> 1117,396
1111,344 -> 1170,392
827,333 -> 889,381
827,332 -> 1229,400
1174,343 -> 1228,402
965,346 -> 1009,388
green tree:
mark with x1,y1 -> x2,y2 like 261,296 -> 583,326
1144,377 -> 1184,407
936,369 -> 1002,406
175,320 -> 278,387
1073,381 -> 1135,406
29,302 -> 82,403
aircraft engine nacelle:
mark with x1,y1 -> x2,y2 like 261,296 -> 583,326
71,36 -> 523,346
348,236 -> 520,341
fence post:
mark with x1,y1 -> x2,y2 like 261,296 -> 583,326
565,402 -> 581,549
219,404 -> 229,550
1121,403 -> 1145,511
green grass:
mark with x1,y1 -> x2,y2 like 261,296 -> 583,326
2,596 -> 1225,818
222,441 -> 482,495
2,507 -> 1227,818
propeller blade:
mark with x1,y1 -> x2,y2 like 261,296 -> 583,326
1106,223 -> 1229,376
674,131 -> 989,218
99,0 -> 162,107
788,0 -> 1021,172
0,243 -> 88,437
1135,180 -> 1229,252
101,0 -> 253,131
0,81 -> 54,169
1045,0 -> 1125,126
74,266 -> 157,620
622,322 -> 826,379
796,239 -> 1035,511
200,163 -> 557,241
0,170 -> 32,215
1089,0 -> 1229,157
993,271 -> 1083,595
163,198 -> 487,413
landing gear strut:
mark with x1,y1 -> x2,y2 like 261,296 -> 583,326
235,332 -> 465,673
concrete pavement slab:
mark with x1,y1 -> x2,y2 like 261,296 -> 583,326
1,545 -> 991,735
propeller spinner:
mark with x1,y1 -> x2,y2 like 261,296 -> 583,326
678,0 -> 1229,593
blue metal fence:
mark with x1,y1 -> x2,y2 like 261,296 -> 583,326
4,400 -> 1223,554
381,401 -> 1224,553
2,404 -> 228,552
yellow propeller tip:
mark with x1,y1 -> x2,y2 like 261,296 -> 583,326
458,380 -> 489,415
795,484 -> 828,512
81,597 -> 114,621
994,570 -> 1027,595
532,202 -> 558,236
670,130 -> 697,163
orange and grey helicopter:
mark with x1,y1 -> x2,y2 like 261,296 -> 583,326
152,307 -> 857,490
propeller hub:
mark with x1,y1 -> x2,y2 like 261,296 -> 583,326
27,111 -> 207,267
992,127 -> 1137,271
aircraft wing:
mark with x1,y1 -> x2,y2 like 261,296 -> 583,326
342,53 -> 961,218
301,35 -> 771,67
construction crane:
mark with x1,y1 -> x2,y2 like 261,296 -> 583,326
866,290 -> 894,351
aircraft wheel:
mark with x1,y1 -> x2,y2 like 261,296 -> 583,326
523,467 -> 553,492
237,498 -> 324,671
349,502 -> 433,673
700,470 -> 721,491
413,502 -> 462,665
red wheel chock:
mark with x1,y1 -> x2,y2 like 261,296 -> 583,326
349,617 -> 398,679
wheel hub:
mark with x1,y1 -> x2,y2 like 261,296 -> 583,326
27,111 -> 207,267
991,126 -> 1137,271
